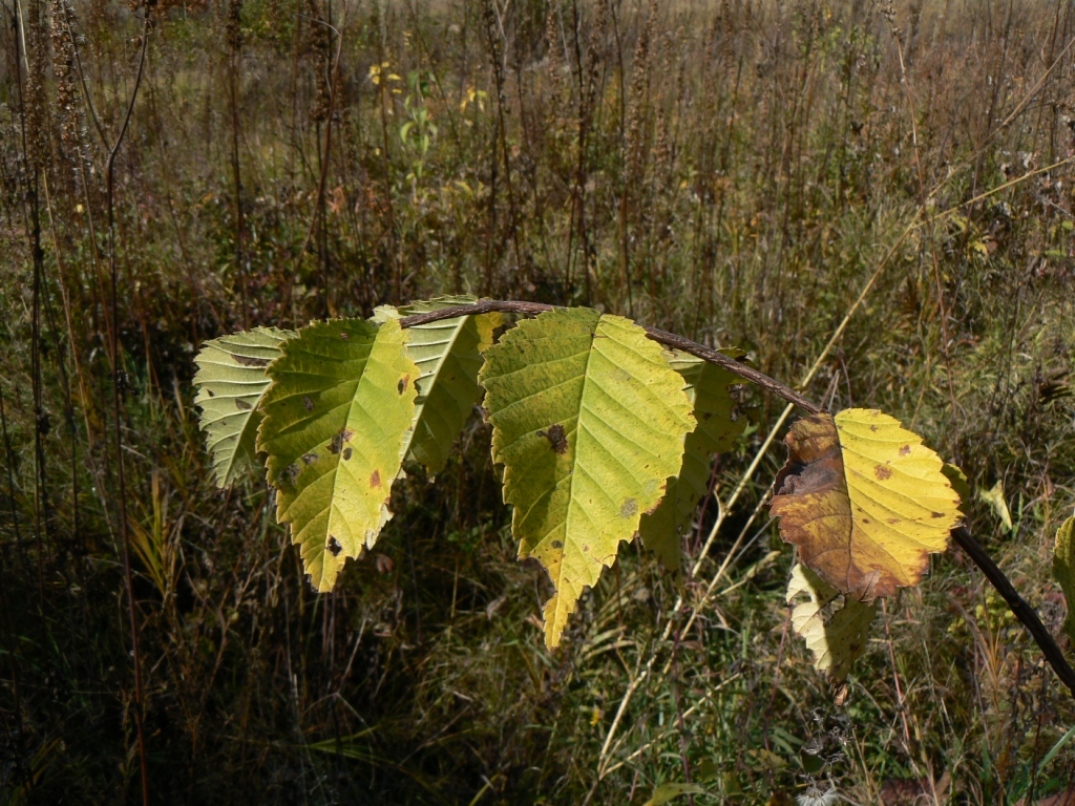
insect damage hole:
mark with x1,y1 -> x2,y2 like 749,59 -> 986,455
233,354 -> 270,367
327,536 -> 342,557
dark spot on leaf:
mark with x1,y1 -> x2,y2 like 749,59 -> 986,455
303,395 -> 315,412
931,511 -> 945,518
874,465 -> 893,480
703,412 -> 712,421
537,424 -> 568,455
370,470 -> 382,488
339,331 -> 349,340
207,389 -> 215,397
888,518 -> 899,524
862,518 -> 870,524
235,398 -> 252,411
582,544 -> 590,552
280,463 -> 300,489
301,452 -> 318,465
620,498 -> 638,518
899,444 -> 911,456
398,376 -> 409,394
329,428 -> 354,455
343,447 -> 353,460
551,540 -> 563,549
327,536 -> 342,557
869,424 -> 878,431
233,354 -> 270,367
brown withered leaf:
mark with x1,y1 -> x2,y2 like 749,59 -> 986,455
770,409 -> 961,602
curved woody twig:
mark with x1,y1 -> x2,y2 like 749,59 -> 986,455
398,299 -> 1075,699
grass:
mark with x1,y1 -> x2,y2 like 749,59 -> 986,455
2,0 -> 1075,802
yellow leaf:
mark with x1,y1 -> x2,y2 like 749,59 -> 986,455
770,409 -> 960,601
978,479 -> 1013,533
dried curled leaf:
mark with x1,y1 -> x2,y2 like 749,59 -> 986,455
978,479 -> 1013,533
787,562 -> 876,681
770,409 -> 960,602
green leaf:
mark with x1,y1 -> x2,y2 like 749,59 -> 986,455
376,297 -> 502,475
942,462 -> 971,515
480,308 -> 695,648
257,318 -> 418,592
638,349 -> 747,572
786,562 -> 876,682
193,327 -> 295,486
1053,516 -> 1075,645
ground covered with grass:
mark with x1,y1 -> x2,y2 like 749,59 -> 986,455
2,0 -> 1075,802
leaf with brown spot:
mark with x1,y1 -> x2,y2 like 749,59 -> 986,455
770,409 -> 960,602
375,296 -> 502,475
258,318 -> 417,592
538,424 -> 569,455
480,308 -> 694,648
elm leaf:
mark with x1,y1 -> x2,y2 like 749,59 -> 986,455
480,308 -> 695,648
638,349 -> 747,573
257,318 -> 418,592
770,409 -> 960,602
787,562 -> 876,681
376,296 -> 502,475
193,327 -> 295,487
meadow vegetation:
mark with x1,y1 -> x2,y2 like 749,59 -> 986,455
2,0 -> 1075,802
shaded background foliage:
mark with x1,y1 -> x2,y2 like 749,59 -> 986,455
1,0 -> 1075,802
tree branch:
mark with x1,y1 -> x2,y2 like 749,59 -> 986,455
397,298 -> 1075,698
397,300 -> 822,415
950,526 -> 1075,698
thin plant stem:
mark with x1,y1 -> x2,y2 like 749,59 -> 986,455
104,7 -> 153,803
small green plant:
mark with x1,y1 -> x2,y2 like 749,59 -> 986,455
399,70 -> 438,183
193,296 -> 1075,695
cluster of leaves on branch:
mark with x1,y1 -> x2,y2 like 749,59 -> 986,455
194,298 -> 1074,677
